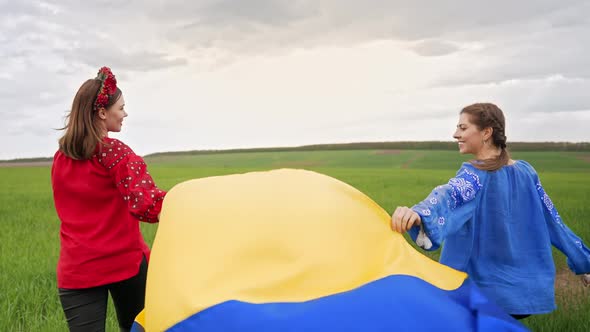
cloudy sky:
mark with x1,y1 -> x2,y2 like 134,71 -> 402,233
1,0 -> 589,159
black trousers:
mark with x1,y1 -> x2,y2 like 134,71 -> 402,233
58,256 -> 147,332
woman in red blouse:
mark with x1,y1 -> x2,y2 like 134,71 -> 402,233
51,67 -> 166,332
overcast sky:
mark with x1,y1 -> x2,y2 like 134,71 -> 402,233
1,0 -> 589,159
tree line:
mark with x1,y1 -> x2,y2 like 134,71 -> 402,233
2,141 -> 589,163
145,141 -> 590,157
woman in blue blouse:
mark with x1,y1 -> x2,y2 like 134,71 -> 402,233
391,102 -> 590,318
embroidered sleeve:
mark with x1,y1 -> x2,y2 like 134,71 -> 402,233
536,179 -> 590,274
98,139 -> 166,223
408,165 -> 483,250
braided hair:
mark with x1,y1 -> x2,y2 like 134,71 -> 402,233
461,103 -> 511,171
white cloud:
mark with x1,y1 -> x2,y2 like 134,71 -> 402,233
0,0 -> 589,159
409,40 -> 461,57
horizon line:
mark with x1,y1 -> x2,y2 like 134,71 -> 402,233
2,140 -> 589,163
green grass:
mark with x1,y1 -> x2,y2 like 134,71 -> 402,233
1,149 -> 589,331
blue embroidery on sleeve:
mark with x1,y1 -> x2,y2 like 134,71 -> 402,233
536,181 -> 564,227
447,167 -> 482,210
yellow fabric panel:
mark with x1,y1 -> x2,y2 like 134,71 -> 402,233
146,169 -> 467,331
134,309 -> 145,327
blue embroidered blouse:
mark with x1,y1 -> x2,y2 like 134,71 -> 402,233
408,160 -> 590,314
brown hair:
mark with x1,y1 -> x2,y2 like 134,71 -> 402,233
461,103 -> 511,171
58,79 -> 122,160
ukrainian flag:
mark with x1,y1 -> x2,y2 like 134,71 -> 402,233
132,169 -> 528,331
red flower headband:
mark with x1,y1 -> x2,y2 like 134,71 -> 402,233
94,66 -> 118,111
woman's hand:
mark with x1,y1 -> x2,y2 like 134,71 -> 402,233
582,274 -> 590,287
391,206 -> 422,233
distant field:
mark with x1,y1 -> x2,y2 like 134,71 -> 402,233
1,149 -> 589,331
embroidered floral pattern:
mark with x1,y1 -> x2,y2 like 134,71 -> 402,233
447,167 -> 482,209
97,140 -> 132,170
464,168 -> 482,188
536,181 -> 560,223
410,165 -> 483,250
542,193 -> 554,211
449,177 -> 476,201
534,178 -> 589,261
96,138 -> 166,222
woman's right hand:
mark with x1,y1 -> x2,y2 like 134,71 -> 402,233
391,206 -> 421,234
582,274 -> 590,287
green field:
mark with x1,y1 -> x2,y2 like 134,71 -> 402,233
1,149 -> 589,331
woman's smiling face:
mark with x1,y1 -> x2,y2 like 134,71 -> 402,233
453,112 -> 486,156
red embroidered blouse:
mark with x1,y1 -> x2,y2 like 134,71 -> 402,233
51,138 -> 166,289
